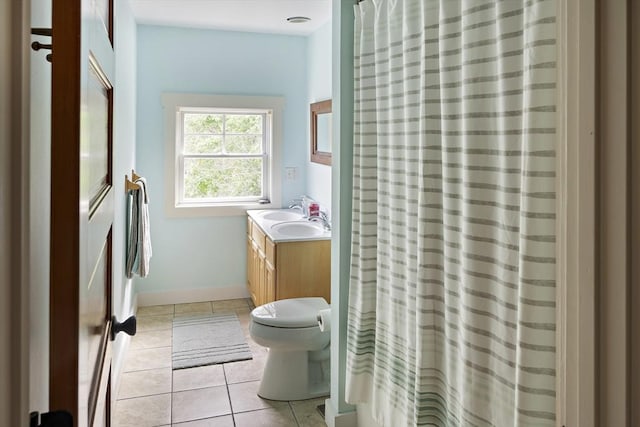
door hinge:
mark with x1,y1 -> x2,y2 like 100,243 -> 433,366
30,411 -> 73,427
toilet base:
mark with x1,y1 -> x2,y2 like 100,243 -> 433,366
257,347 -> 330,401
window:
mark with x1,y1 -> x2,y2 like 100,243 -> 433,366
163,94 -> 284,217
179,109 -> 268,202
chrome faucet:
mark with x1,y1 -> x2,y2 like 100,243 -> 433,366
288,197 -> 310,217
308,211 -> 331,231
288,200 -> 306,217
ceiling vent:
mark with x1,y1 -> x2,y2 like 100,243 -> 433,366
286,16 -> 311,24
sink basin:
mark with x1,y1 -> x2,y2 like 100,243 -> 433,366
271,221 -> 325,237
260,210 -> 304,222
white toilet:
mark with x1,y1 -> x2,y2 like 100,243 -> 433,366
249,297 -> 331,401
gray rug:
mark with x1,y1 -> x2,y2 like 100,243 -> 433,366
172,313 -> 253,370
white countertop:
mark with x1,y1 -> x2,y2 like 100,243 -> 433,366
247,209 -> 332,243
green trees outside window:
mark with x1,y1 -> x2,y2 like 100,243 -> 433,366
181,112 -> 266,200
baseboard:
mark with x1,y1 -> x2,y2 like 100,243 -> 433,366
324,398 -> 358,427
136,285 -> 250,307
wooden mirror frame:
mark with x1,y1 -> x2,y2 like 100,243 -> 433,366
310,99 -> 332,166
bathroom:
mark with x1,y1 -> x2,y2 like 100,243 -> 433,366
115,0 -> 335,425
7,0 -> 636,426
133,8 -> 333,300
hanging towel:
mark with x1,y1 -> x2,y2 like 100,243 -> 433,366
126,177 -> 152,278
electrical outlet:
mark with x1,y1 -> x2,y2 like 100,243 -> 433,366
285,167 -> 297,181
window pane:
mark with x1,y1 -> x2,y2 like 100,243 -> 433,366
183,158 -> 262,199
184,113 -> 223,134
225,114 -> 262,134
225,135 -> 262,154
184,135 -> 223,154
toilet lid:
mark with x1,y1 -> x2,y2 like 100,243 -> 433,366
251,297 -> 329,328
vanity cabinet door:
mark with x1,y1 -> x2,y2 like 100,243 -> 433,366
264,238 -> 276,304
264,263 -> 276,303
276,240 -> 331,303
256,252 -> 266,306
247,239 -> 253,292
246,218 -> 255,305
247,216 -> 266,306
248,241 -> 261,306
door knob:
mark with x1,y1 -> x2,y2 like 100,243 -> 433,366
111,315 -> 137,340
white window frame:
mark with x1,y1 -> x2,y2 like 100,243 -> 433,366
162,94 -> 284,217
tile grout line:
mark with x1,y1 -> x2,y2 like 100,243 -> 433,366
289,401 -> 302,427
122,365 -> 172,374
222,364 -> 238,427
117,389 -> 171,402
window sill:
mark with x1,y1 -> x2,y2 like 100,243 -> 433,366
165,201 -> 281,218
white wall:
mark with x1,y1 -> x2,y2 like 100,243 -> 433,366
111,0 -> 138,397
28,0 -> 51,413
307,22 -> 333,216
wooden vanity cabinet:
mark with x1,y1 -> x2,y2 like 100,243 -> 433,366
247,238 -> 257,303
246,216 -> 330,306
264,239 -> 276,303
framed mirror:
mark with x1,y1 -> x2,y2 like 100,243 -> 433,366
310,99 -> 332,166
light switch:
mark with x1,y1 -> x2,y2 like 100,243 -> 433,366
285,167 -> 298,181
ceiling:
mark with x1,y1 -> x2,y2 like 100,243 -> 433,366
131,0 -> 332,36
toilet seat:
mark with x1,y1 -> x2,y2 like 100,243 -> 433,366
251,297 -> 329,328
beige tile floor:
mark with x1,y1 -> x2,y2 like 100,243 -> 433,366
113,298 -> 328,427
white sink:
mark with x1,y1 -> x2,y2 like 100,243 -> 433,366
260,210 -> 304,222
271,221 -> 325,238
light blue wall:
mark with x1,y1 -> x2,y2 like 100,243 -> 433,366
135,26 -> 308,293
306,22 -> 333,216
112,0 -> 138,390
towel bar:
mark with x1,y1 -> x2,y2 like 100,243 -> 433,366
125,169 -> 143,193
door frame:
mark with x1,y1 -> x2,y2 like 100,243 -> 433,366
561,0 -> 637,426
596,0 -> 632,425
631,1 -> 640,425
2,0 -> 31,425
558,0 -> 598,425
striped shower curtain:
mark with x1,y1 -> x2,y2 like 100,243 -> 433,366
346,1 -> 557,426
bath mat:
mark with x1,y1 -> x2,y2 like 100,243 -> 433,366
172,313 -> 253,370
